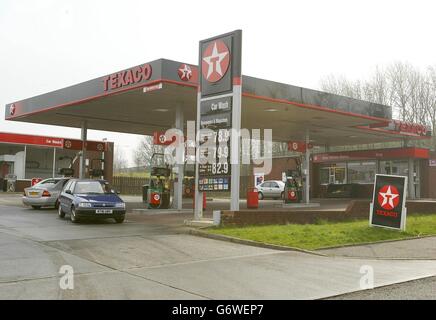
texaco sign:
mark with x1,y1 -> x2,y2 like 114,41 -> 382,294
201,40 -> 230,83
199,31 -> 241,97
197,30 -> 242,195
178,64 -> 193,81
370,174 -> 407,230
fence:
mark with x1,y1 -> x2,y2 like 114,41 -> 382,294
112,176 -> 148,195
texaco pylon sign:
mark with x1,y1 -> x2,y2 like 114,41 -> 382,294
195,30 -> 243,217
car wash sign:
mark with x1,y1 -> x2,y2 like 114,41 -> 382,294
370,174 -> 407,230
197,30 -> 242,192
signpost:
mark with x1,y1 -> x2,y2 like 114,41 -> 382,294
370,174 -> 407,230
195,30 -> 242,219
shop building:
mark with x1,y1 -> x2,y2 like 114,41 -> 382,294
0,132 -> 113,192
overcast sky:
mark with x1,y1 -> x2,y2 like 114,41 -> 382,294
1,0 -> 435,165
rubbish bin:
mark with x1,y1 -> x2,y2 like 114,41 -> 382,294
247,188 -> 259,209
142,184 -> 149,203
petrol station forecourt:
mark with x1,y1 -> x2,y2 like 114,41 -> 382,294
3,31 -> 436,300
4,32 -> 434,226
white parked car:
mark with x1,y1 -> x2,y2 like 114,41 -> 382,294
255,180 -> 285,200
23,178 -> 70,209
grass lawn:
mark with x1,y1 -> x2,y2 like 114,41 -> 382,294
207,214 -> 436,250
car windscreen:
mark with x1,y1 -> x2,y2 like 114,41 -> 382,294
34,179 -> 61,188
73,181 -> 107,194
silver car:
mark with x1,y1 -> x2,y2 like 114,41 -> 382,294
23,178 -> 70,209
256,180 -> 285,200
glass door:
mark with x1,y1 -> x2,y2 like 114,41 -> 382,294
327,166 -> 346,184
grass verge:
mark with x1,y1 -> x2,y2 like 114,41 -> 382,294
207,214 -> 436,250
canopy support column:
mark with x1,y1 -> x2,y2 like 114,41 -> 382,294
52,147 -> 56,178
304,130 -> 310,204
174,106 -> 184,210
79,121 -> 87,179
194,92 -> 203,220
230,85 -> 242,211
408,157 -> 415,199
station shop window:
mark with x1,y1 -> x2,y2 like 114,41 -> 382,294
0,144 -> 25,179
55,149 -> 78,176
347,161 -> 376,184
25,146 -> 54,179
319,163 -> 347,184
379,160 -> 408,177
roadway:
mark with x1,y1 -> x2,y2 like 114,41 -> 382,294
0,197 -> 435,299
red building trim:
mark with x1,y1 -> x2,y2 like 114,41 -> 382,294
313,147 -> 429,163
0,132 -> 108,151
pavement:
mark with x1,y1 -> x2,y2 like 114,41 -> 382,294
1,194 -> 436,299
318,237 -> 436,260
327,276 -> 436,300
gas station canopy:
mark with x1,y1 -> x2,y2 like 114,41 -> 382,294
4,58 -> 429,145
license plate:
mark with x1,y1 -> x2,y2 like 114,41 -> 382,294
96,209 -> 113,214
29,192 -> 39,196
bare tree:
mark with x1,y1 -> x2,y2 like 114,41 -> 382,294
320,75 -> 363,100
113,146 -> 128,173
320,62 -> 436,126
320,62 -> 436,148
423,66 -> 436,145
133,135 -> 154,168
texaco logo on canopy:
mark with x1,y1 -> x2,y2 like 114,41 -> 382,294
202,40 -> 230,83
178,64 -> 193,81
377,184 -> 400,210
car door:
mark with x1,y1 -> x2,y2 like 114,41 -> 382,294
261,182 -> 272,197
65,181 -> 76,213
58,180 -> 70,212
60,180 -> 74,213
270,182 -> 281,198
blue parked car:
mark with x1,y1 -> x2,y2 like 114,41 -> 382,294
58,179 -> 125,223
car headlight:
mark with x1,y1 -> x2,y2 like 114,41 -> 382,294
78,202 -> 92,208
115,202 -> 125,208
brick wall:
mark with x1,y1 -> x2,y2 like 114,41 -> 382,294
221,200 -> 436,226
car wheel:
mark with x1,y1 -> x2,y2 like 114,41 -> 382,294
70,207 -> 79,223
58,204 -> 65,219
114,217 -> 125,224
258,192 -> 264,200
31,206 -> 41,210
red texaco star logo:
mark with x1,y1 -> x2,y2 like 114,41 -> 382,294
202,40 -> 230,83
9,104 -> 16,116
178,64 -> 192,81
378,185 -> 400,210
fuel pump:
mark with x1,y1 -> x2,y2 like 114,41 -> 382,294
284,158 -> 303,203
147,153 -> 172,209
183,165 -> 195,198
